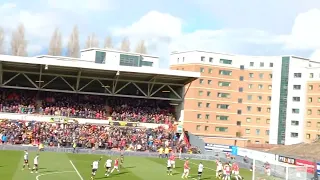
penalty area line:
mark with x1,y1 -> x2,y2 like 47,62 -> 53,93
35,171 -> 75,180
69,160 -> 84,180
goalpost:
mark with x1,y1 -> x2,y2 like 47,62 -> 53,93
252,159 -> 308,180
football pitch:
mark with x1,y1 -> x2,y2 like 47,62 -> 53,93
0,150 -> 252,180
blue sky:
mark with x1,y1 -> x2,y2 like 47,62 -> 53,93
1,0 -> 320,68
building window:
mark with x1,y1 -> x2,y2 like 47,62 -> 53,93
240,65 -> 244,70
259,73 -> 264,79
292,109 -> 300,114
256,129 -> 260,135
265,130 -> 270,135
269,63 -> 273,67
266,119 -> 270,124
258,84 -> 263,89
237,110 -> 242,114
308,109 -> 312,115
293,85 -> 301,90
239,87 -> 243,92
219,59 -> 232,64
219,70 -> 232,75
201,57 -> 205,61
217,104 -> 229,109
317,122 -> 320,128
236,121 -> 241,126
246,118 -> 251,123
307,121 -> 311,127
247,95 -> 252,100
257,96 -> 262,100
318,97 -> 320,103
292,97 -> 300,102
318,110 -> 320,115
215,127 -> 228,132
196,125 -> 201,130
245,129 -> 251,134
197,102 -> 202,108
248,84 -> 253,89
306,134 -> 311,139
260,62 -> 264,67
256,118 -> 261,123
200,67 -> 205,73
308,97 -> 313,103
310,73 -> 314,78
204,126 -> 209,131
206,103 -> 210,108
208,68 -> 213,74
217,92 -> 231,98
216,115 -> 229,120
238,98 -> 243,103
309,85 -> 314,90
182,57 -> 185,62
291,120 -> 299,126
250,62 -> 254,66
198,91 -> 203,96
207,91 -> 211,96
267,96 -> 272,101
197,114 -> 202,119
199,79 -> 204,84
294,73 -> 302,78
209,57 -> 213,62
218,81 -> 231,87
249,73 -> 254,78
208,80 -> 212,85
239,76 -> 244,81
267,107 -> 271,112
257,107 -> 262,112
291,132 -> 298,138
268,85 -> 272,90
269,74 -> 273,79
247,106 -> 252,111
205,114 -> 210,119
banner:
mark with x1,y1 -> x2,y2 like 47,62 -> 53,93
205,143 -> 232,152
296,159 -> 315,174
231,146 -> 238,155
278,155 -> 296,165
237,147 -> 276,163
109,121 -> 139,127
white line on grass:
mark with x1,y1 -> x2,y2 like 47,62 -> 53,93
69,160 -> 84,180
35,171 -> 75,180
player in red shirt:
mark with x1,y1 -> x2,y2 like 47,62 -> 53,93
264,162 -> 271,176
170,153 -> 176,168
232,162 -> 243,180
110,158 -> 120,174
223,163 -> 231,180
181,160 -> 190,179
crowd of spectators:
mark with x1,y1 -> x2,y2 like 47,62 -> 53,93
0,120 -> 184,152
0,89 -> 176,124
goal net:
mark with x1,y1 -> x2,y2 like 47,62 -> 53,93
252,159 -> 307,180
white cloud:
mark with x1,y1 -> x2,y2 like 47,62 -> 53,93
47,0 -> 112,12
284,9 -> 320,50
0,3 -> 16,10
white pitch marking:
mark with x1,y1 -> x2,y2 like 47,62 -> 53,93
69,160 -> 84,180
35,171 -> 75,180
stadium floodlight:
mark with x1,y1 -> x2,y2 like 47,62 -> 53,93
162,90 -> 170,93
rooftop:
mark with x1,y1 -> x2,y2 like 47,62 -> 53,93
81,48 -> 159,58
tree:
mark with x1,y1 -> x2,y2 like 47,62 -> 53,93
120,37 -> 130,52
135,40 -> 147,54
85,33 -> 99,48
67,25 -> 80,58
48,28 -> 62,56
11,24 -> 27,56
104,36 -> 113,48
0,27 -> 4,54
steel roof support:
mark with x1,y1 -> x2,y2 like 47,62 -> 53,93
167,85 -> 181,99
96,79 -> 112,94
79,79 -> 94,91
0,63 -> 3,85
150,84 -> 165,97
112,71 -> 119,94
132,82 -> 147,96
183,82 -> 192,99
3,72 -> 20,86
115,82 -> 131,94
37,65 -> 43,89
22,73 -> 39,88
60,76 -> 75,91
76,70 -> 81,91
41,76 -> 58,88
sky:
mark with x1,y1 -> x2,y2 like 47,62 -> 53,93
1,0 -> 320,68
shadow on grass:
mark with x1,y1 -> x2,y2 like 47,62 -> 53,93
96,172 -> 129,179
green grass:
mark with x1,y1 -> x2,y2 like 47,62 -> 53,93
0,150 -> 252,180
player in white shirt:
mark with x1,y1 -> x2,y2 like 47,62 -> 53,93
30,154 -> 39,174
22,150 -> 30,170
216,160 -> 223,178
166,159 -> 172,175
105,158 -> 112,177
91,157 -> 102,180
197,162 -> 204,180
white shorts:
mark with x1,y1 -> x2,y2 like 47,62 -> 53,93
113,166 -> 119,169
184,169 -> 189,174
266,169 -> 271,176
234,171 -> 239,175
171,161 -> 175,165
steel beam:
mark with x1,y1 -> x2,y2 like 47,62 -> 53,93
183,82 -> 192,99
60,77 -> 75,91
132,82 -> 147,96
3,70 -> 184,87
3,73 -> 20,85
76,70 -> 81,91
79,79 -> 95,91
0,63 -> 2,85
167,85 -> 182,99
115,82 -> 131,94
96,79 -> 112,94
150,84 -> 165,97
22,73 -> 39,88
38,65 -> 43,89
41,76 -> 59,88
